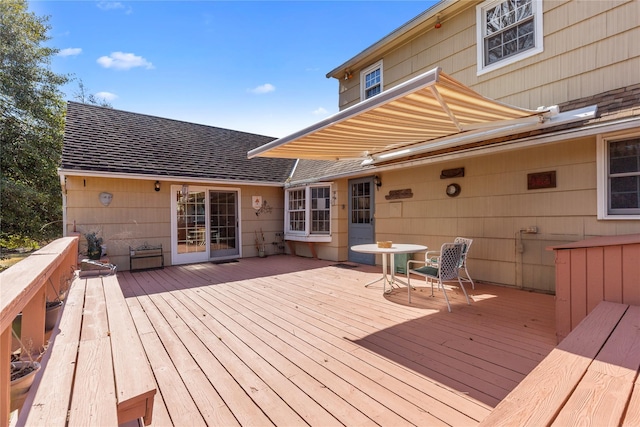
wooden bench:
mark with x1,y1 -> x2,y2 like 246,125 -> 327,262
479,301 -> 640,426
20,274 -> 156,426
129,244 -> 164,271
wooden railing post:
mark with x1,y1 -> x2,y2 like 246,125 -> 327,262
19,288 -> 46,357
1,329 -> 10,427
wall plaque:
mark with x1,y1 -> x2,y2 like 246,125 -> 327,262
528,171 -> 556,190
440,167 -> 465,179
385,189 -> 413,200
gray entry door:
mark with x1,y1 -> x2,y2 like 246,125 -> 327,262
348,177 -> 375,265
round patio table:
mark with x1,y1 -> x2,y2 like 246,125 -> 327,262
351,243 -> 427,294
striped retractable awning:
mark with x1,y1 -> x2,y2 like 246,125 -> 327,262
248,67 -> 546,161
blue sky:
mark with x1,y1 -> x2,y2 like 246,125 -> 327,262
33,1 -> 438,138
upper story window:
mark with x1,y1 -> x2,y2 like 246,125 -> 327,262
597,133 -> 640,219
285,184 -> 332,241
476,0 -> 543,75
361,60 -> 383,100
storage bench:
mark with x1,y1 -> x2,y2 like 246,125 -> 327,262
478,301 -> 640,426
20,274 -> 156,426
129,244 -> 164,272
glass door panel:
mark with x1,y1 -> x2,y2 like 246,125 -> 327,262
209,190 -> 239,258
176,190 -> 207,254
348,177 -> 375,264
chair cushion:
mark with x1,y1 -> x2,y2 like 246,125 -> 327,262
412,265 -> 439,277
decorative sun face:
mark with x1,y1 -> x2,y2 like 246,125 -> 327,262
99,192 -> 113,206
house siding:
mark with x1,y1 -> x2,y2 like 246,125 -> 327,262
65,176 -> 286,270
338,0 -> 639,112
358,135 -> 635,292
321,0 -> 640,290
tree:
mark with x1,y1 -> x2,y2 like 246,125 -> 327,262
73,79 -> 112,108
0,0 -> 69,246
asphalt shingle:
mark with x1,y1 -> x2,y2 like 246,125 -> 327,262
62,102 -> 296,183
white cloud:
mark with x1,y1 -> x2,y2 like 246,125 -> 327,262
312,107 -> 328,116
97,52 -> 154,70
96,1 -> 132,14
58,48 -> 82,57
247,83 -> 275,95
95,92 -> 118,101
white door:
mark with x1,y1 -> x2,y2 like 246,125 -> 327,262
171,185 -> 240,265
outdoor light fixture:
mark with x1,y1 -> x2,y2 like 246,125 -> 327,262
154,181 -> 160,192
374,175 -> 382,190
344,70 -> 353,80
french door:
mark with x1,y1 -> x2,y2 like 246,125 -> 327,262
171,186 -> 240,264
348,177 -> 375,265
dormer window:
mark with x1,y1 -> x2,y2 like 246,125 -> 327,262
361,60 -> 383,100
476,0 -> 543,75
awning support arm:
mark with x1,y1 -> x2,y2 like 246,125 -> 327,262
430,86 -> 464,132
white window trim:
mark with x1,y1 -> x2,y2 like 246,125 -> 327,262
360,60 -> 383,101
284,183 -> 333,242
476,0 -> 544,76
596,131 -> 640,220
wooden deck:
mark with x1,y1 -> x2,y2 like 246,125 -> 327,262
116,255 -> 556,426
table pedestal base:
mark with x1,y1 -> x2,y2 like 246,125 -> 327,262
364,253 -> 411,293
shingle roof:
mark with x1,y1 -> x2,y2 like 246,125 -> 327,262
62,102 -> 296,183
289,159 -> 373,184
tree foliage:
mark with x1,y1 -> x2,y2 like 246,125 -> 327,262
74,79 -> 113,108
1,0 -> 69,245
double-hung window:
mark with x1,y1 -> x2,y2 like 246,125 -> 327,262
597,133 -> 640,219
476,0 -> 543,75
361,60 -> 383,100
285,184 -> 332,242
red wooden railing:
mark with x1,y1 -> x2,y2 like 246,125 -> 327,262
0,236 -> 79,426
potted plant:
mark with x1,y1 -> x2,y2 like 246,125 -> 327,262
10,341 -> 41,411
255,228 -> 266,258
45,300 -> 63,331
84,231 -> 104,260
11,359 -> 41,410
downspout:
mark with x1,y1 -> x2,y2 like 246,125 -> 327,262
60,174 -> 67,237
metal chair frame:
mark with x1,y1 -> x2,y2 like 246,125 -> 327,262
425,237 -> 474,289
406,242 -> 470,312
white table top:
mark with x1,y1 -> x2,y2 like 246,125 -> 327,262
350,243 -> 427,254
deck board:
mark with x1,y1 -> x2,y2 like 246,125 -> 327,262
117,255 -> 557,426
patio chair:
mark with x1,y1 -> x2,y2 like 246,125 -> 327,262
406,242 -> 470,312
425,237 -> 474,289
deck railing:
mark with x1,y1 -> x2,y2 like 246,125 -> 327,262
549,233 -> 640,343
0,236 -> 79,426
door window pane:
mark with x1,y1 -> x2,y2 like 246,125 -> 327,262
210,191 -> 237,252
351,182 -> 371,224
176,190 -> 206,254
